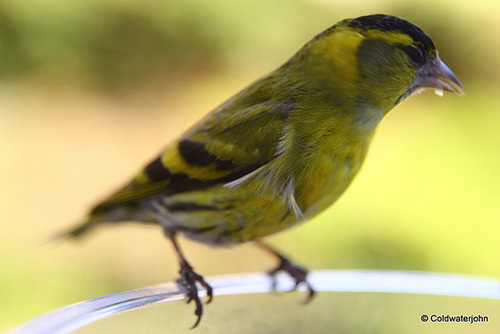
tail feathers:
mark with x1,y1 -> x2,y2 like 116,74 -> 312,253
51,217 -> 103,242
61,221 -> 97,239
50,207 -> 123,242
52,204 -> 157,242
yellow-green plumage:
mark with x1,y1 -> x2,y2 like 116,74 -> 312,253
65,14 -> 464,325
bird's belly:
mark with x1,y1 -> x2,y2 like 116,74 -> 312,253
156,180 -> 293,245
158,145 -> 368,245
288,138 -> 368,221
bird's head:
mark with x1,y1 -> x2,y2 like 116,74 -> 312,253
293,14 -> 464,111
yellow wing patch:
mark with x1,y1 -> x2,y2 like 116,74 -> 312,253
90,89 -> 292,213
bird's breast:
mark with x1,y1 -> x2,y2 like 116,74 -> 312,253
293,132 -> 373,220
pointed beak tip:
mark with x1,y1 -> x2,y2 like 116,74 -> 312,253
454,83 -> 466,96
446,81 -> 465,96
435,56 -> 465,96
415,55 -> 465,98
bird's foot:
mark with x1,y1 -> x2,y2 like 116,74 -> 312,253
268,254 -> 315,303
176,260 -> 213,329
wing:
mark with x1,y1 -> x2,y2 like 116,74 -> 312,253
91,99 -> 290,213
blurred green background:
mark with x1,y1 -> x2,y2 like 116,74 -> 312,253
1,0 -> 499,332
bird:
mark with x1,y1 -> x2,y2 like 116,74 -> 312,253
63,14 -> 464,327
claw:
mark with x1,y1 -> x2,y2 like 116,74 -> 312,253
176,259 -> 213,329
267,255 -> 316,303
256,241 -> 316,302
166,231 -> 213,329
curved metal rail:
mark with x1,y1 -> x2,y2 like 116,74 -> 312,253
11,270 -> 500,334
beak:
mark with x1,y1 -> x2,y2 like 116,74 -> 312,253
413,55 -> 465,96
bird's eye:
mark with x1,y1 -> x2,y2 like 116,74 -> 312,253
402,45 -> 426,66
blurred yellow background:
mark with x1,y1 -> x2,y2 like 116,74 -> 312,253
1,0 -> 499,332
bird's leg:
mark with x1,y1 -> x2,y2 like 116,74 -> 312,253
166,230 -> 213,329
256,241 -> 315,302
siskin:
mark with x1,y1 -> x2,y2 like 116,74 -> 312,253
64,14 -> 464,327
